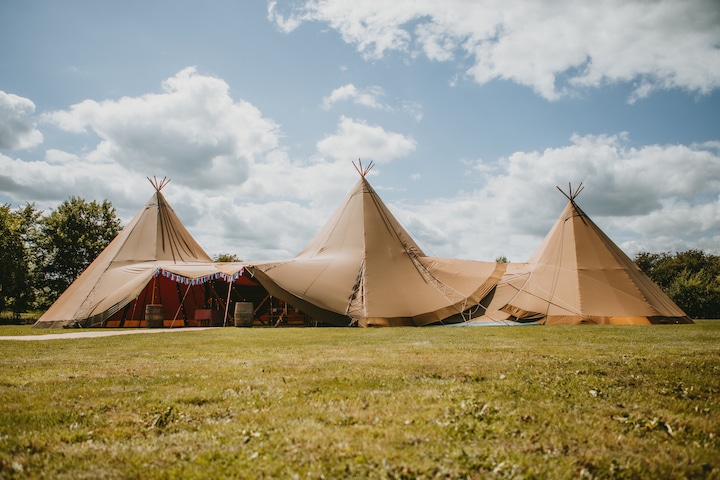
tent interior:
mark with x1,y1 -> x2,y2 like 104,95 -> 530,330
99,268 -> 314,328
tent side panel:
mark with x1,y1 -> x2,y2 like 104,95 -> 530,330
251,269 -> 351,326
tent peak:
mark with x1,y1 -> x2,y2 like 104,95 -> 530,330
556,182 -> 584,202
148,176 -> 171,192
353,159 -> 375,178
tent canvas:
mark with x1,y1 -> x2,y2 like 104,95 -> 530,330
250,163 -> 505,326
33,179 -> 223,328
33,173 -> 692,329
476,185 -> 692,325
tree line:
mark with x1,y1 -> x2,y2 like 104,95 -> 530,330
0,198 -> 121,315
634,249 -> 720,319
1,197 -> 719,319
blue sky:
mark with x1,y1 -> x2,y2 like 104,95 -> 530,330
1,0 -> 719,262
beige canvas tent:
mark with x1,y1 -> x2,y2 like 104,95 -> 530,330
33,172 -> 691,329
249,162 -> 505,326
33,178 -> 229,328
477,184 -> 692,325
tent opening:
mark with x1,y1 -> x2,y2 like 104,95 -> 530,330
97,268 -> 316,328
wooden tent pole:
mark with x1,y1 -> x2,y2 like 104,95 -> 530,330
151,272 -> 158,305
223,280 -> 232,327
170,282 -> 192,328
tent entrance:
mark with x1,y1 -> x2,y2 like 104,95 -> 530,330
99,268 -> 314,328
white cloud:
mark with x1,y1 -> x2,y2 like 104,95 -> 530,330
175,114 -> 419,258
321,84 -> 387,110
321,84 -> 424,122
0,150 -> 139,207
42,67 -> 280,190
0,91 -> 43,149
271,0 -> 720,101
316,116 -> 416,163
0,70 -> 372,261
271,1 -> 415,58
397,133 -> 720,261
5,122 -> 717,262
2,67 -> 716,265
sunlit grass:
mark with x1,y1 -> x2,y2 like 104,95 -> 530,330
1,322 -> 719,478
0,325 -> 88,336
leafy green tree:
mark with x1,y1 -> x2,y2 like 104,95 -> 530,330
34,197 -> 121,307
636,249 -> 720,289
0,203 -> 40,313
634,252 -> 673,288
667,269 -> 720,319
214,253 -> 242,262
635,249 -> 720,318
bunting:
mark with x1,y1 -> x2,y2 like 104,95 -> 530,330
154,267 -> 245,285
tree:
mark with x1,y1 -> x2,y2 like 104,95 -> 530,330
634,252 -> 671,287
667,270 -> 720,319
636,249 -> 720,289
0,203 -> 40,313
213,253 -> 242,262
635,249 -> 720,319
34,197 -> 121,307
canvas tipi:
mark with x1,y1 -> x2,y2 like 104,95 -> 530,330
33,178 -> 221,328
249,162 -> 505,326
478,184 -> 692,325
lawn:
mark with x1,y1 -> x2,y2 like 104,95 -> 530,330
1,322 -> 718,479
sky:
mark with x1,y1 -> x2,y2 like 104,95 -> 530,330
1,0 -> 719,263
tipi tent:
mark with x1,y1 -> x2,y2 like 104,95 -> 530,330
477,184 -> 692,325
33,172 -> 692,329
250,162 -> 505,327
33,178 -> 228,328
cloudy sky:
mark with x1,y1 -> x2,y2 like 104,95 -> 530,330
1,0 -> 719,262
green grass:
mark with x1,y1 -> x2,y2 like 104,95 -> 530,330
1,323 -> 719,479
0,325 -> 84,336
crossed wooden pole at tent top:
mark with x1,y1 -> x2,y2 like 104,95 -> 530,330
148,176 -> 171,192
353,159 -> 375,177
556,182 -> 589,224
557,182 -> 584,202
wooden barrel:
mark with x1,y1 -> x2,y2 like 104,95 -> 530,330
234,302 -> 254,327
145,304 -> 165,328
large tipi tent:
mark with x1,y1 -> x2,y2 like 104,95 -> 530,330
477,184 -> 692,325
250,162 -> 505,327
33,178 -> 233,328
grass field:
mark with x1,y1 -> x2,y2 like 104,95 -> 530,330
1,322 -> 719,479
